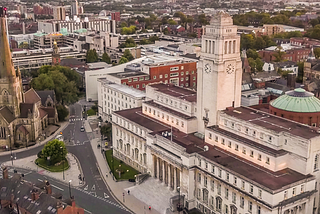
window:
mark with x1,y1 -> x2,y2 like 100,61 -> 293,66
284,191 -> 287,199
225,205 -> 228,214
218,184 -> 221,195
260,133 -> 264,139
292,187 -> 296,196
226,173 -> 229,182
136,84 -> 139,89
232,192 -> 236,203
198,173 -> 201,183
186,71 -> 189,75
193,76 -> 196,80
212,165 -> 215,174
258,189 -> 262,198
241,181 -> 245,190
198,159 -> 201,167
209,133 -> 212,139
266,157 -> 270,165
228,141 -> 231,148
222,138 -> 225,145
258,154 -> 262,161
165,74 -> 168,78
268,136 -> 272,142
159,75 -> 163,79
245,128 -> 248,134
128,78 -> 132,82
181,122 -> 184,127
257,206 -> 261,214
218,169 -> 222,178
181,72 -> 184,75
133,78 -> 138,82
170,66 -> 179,71
170,72 -> 179,77
215,136 -> 218,142
153,76 -> 157,79
216,197 -> 222,211
250,185 -> 253,194
240,197 -> 244,208
242,147 -> 246,154
253,131 -> 256,137
250,150 -> 254,157
234,177 -> 237,185
314,154 -> 319,171
205,162 -> 208,170
204,176 -> 207,187
248,201 -> 252,213
301,184 -> 304,193
211,180 -> 214,191
231,123 -> 234,128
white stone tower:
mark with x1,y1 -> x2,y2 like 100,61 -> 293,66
197,11 -> 242,134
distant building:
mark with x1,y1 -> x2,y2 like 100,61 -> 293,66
53,6 -> 66,21
71,0 -> 79,16
262,24 -> 304,36
111,12 -> 120,22
259,46 -> 310,62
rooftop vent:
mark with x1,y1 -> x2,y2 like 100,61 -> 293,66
204,145 -> 209,151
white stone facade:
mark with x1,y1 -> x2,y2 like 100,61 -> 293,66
110,11 -> 319,214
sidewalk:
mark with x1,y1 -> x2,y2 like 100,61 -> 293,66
1,153 -> 83,187
90,136 -> 161,214
0,121 -> 69,157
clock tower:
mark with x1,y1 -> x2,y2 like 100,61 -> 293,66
197,11 -> 242,134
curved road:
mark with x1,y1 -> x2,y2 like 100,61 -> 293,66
0,102 -> 130,214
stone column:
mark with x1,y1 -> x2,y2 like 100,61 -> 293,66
163,160 -> 166,185
153,155 -> 157,178
173,167 -> 176,191
168,164 -> 171,188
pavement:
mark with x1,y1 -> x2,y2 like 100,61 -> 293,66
85,117 -> 161,214
1,153 -> 83,187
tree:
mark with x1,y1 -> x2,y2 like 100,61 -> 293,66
254,36 -> 267,50
119,38 -> 136,48
121,25 -> 136,35
149,14 -> 157,22
163,28 -> 169,35
240,34 -> 255,50
57,104 -> 69,121
278,68 -> 292,78
310,19 -> 319,28
314,48 -> 320,59
102,52 -> 111,64
41,139 -> 67,165
255,58 -> 264,72
86,49 -> 99,63
123,49 -> 134,61
168,19 -> 177,25
273,46 -> 286,62
248,58 -> 257,73
119,57 -> 129,64
148,36 -> 159,43
140,39 -> 150,45
246,49 -> 260,60
100,123 -> 112,142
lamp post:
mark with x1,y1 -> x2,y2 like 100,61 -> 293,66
68,180 -> 72,198
110,146 -> 114,175
177,186 -> 181,213
8,134 -> 13,166
60,146 -> 65,180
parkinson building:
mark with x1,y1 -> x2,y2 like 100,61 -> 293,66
111,12 -> 319,214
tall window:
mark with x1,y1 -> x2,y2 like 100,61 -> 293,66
3,90 -> 9,103
315,154 -> 319,171
229,41 -> 232,54
233,40 -> 236,53
216,197 -> 222,212
225,41 -> 228,54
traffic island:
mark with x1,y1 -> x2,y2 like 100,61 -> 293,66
35,157 -> 70,172
105,150 -> 139,181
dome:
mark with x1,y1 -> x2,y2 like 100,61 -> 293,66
270,88 -> 320,113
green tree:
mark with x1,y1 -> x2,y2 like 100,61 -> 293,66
163,28 -> 169,35
41,139 -> 67,165
168,19 -> 177,25
310,19 -> 319,28
123,49 -> 134,61
273,46 -> 286,62
102,52 -> 111,64
255,58 -> 264,72
240,34 -> 255,50
119,38 -> 136,48
149,14 -> 157,22
86,49 -> 99,63
198,14 -> 209,25
31,73 -> 55,90
278,68 -> 292,78
246,49 -> 260,60
120,22 -> 128,27
314,48 -> 320,59
148,36 -> 159,43
254,36 -> 267,50
100,123 -> 112,141
119,57 -> 129,64
140,39 -> 150,45
248,58 -> 257,73
57,104 -> 69,121
121,25 -> 137,35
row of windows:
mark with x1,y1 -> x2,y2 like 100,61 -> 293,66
196,188 -> 261,214
197,171 -> 262,200
104,88 -> 137,104
284,185 -> 305,200
128,76 -> 150,82
115,117 -> 146,138
107,101 -> 132,109
156,96 -> 194,111
123,81 -> 196,88
208,134 -> 270,165
144,106 -> 185,128
223,119 -> 274,143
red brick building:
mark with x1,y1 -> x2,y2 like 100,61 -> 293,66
111,12 -> 120,22
290,37 -> 320,48
107,58 -> 197,90
259,47 -> 310,62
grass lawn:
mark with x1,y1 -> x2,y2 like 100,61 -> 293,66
87,109 -> 96,116
105,150 -> 139,180
36,158 -> 70,172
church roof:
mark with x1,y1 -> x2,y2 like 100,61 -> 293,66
39,108 -> 48,118
24,88 -> 41,104
36,90 -> 56,106
20,103 -> 34,118
41,107 -> 56,118
17,125 -> 29,134
270,88 -> 320,113
0,106 -> 15,123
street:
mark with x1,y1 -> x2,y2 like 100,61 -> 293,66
0,100 -> 130,214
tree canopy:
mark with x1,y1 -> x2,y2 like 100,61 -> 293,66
41,139 -> 67,165
86,49 -> 99,63
123,49 -> 134,61
31,65 -> 81,105
121,25 -> 137,35
119,38 -> 136,48
119,57 -> 129,64
102,52 -> 111,64
100,123 -> 112,141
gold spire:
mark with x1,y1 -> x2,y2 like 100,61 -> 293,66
0,17 -> 16,80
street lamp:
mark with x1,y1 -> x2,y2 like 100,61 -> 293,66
60,146 -> 65,180
8,134 -> 13,166
177,186 -> 181,213
68,180 -> 72,198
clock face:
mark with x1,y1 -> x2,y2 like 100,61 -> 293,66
204,63 -> 211,74
226,64 -> 235,74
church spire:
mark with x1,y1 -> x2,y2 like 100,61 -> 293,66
0,9 -> 17,80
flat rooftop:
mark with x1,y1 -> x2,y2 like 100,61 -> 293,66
99,79 -> 146,98
222,106 -> 320,139
108,71 -> 148,79
114,107 -> 313,191
149,83 -> 197,103
141,55 -> 196,67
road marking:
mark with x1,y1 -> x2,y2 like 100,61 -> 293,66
104,193 -> 109,198
37,179 -> 43,182
88,192 -> 96,197
91,185 -> 95,191
24,171 -> 32,176
84,185 -> 88,190
51,184 -> 64,191
84,209 -> 92,214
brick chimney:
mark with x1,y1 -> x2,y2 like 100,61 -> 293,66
45,181 -> 52,195
2,166 -> 8,179
31,189 -> 40,201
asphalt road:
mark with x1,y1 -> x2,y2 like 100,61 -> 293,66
0,101 -> 130,214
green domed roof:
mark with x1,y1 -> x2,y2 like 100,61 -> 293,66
270,88 -> 320,113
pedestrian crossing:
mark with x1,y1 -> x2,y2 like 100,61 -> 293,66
69,118 -> 83,122
75,187 -> 128,211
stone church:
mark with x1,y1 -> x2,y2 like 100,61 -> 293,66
0,14 -> 58,148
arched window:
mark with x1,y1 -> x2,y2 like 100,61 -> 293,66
314,154 -> 319,171
230,205 -> 237,214
3,90 -> 9,103
202,188 -> 209,204
216,197 -> 222,212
